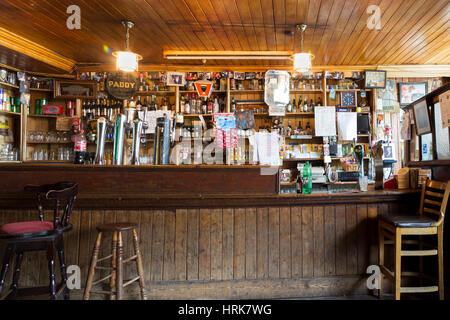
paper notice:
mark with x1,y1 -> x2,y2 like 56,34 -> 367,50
337,112 -> 357,141
314,107 -> 336,136
439,91 -> 450,128
254,132 -> 281,166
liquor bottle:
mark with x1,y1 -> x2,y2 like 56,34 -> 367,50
184,95 -> 191,114
82,100 -> 87,118
298,96 -> 303,112
296,173 -> 303,194
316,96 -> 322,106
180,94 -> 185,113
306,122 -> 312,135
136,96 -> 142,111
202,99 -> 208,114
286,99 -> 292,113
298,121 -> 304,135
310,99 -> 315,112
213,97 -> 220,114
303,98 -> 308,112
302,161 -> 312,194
292,98 -> 297,113
231,97 -> 236,112
286,120 -> 293,136
96,99 -> 101,117
73,129 -> 87,164
150,95 -> 157,111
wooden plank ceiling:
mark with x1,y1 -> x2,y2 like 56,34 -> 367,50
0,0 -> 448,71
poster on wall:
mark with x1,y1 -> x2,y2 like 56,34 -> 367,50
379,80 -> 399,112
399,82 -> 428,105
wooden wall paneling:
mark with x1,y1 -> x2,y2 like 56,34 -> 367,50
290,206 -> 302,278
256,207 -> 269,279
335,204 -> 347,275
210,208 -> 223,280
367,204 -> 379,266
356,204 -> 369,275
268,207 -> 280,278
140,210 -> 153,286
345,204 -> 358,275
279,206 -> 291,278
233,208 -> 246,279
174,209 -> 187,281
163,210 -> 176,281
301,206 -> 313,278
222,208 -> 234,280
313,206 -> 325,277
186,209 -> 199,281
198,208 -> 211,281
324,205 -> 336,276
245,207 -> 257,279
150,210 -> 164,281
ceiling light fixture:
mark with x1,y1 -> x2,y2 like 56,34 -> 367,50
112,20 -> 142,72
293,24 -> 314,73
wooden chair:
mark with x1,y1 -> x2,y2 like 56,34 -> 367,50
0,182 -> 78,300
378,178 -> 450,300
83,223 -> 146,300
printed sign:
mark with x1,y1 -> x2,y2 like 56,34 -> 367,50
106,73 -> 138,100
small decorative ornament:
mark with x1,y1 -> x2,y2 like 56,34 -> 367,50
194,81 -> 214,98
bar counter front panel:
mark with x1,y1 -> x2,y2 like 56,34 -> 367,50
0,164 -> 418,299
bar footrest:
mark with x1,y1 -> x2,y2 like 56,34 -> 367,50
400,286 -> 439,293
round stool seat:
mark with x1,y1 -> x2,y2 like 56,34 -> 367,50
96,223 -> 137,232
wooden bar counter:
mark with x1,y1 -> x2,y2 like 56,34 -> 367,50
0,164 -> 419,299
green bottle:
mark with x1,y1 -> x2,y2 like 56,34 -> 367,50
302,161 -> 312,194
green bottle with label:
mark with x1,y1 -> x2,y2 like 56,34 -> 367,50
302,161 -> 312,194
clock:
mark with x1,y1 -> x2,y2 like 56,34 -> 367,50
341,91 -> 356,107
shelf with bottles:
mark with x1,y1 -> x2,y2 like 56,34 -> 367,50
0,109 -> 21,117
0,81 -> 19,90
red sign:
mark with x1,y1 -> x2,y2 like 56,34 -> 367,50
194,81 -> 213,98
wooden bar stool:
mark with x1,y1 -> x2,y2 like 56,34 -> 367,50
83,223 -> 146,300
0,182 -> 78,300
378,178 -> 450,300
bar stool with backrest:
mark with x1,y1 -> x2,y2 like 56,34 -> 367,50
378,178 -> 450,300
83,223 -> 146,300
0,182 -> 78,300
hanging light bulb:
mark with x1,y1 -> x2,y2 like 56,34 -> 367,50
293,24 -> 314,73
112,21 -> 143,72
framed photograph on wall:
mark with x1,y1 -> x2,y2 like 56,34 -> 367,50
166,72 -> 185,86
412,100 -> 432,135
364,70 -> 387,89
399,82 -> 428,105
54,80 -> 97,99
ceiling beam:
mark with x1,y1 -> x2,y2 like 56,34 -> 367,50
0,27 -> 76,73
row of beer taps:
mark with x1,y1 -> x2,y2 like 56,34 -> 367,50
93,105 -> 148,165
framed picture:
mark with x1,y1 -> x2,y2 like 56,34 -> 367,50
364,70 -> 386,89
54,80 -> 97,99
233,72 -> 245,80
399,82 -> 428,105
340,91 -> 357,107
166,72 -> 185,86
412,100 -> 432,135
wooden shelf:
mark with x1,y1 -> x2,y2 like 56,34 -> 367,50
0,81 -> 19,89
326,89 -> 371,92
0,110 -> 21,117
136,91 -> 175,95
27,141 -> 73,144
183,114 -> 213,117
230,90 -> 264,93
30,88 -> 53,92
180,90 -> 227,94
27,114 -> 67,118
290,89 -> 323,93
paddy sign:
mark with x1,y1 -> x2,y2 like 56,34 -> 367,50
106,73 -> 137,100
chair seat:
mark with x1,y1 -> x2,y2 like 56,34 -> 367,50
0,221 -> 54,235
379,214 -> 437,228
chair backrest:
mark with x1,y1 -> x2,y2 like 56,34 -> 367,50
24,182 -> 78,229
419,178 -> 450,226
